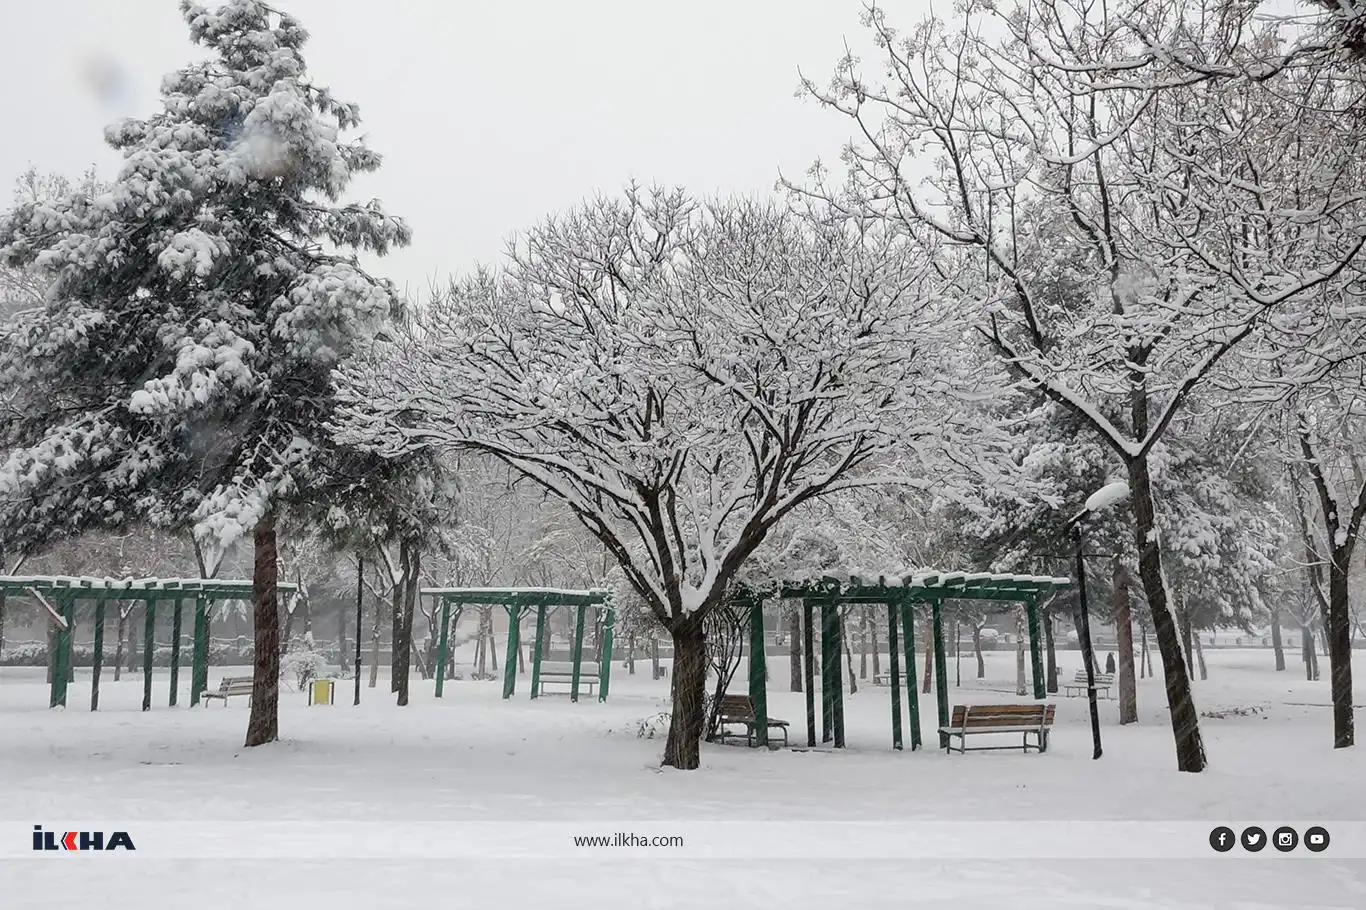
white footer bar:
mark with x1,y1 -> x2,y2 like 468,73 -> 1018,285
5,821 -> 1359,859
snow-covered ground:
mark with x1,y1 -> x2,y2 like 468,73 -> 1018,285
2,649 -> 1364,908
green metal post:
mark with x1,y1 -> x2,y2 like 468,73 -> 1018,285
820,601 -> 835,742
142,598 -> 155,712
746,596 -> 768,747
570,603 -> 586,703
887,602 -> 903,750
91,600 -> 105,712
831,604 -> 845,749
598,605 -> 615,702
1025,595 -> 1045,700
530,604 -> 547,699
802,599 -> 816,747
51,593 -> 72,708
932,600 -> 949,748
901,600 -> 922,750
169,598 -> 183,707
435,599 -> 451,698
502,605 -> 522,699
191,595 -> 208,706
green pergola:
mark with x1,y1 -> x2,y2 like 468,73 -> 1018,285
422,587 -> 614,703
734,571 -> 1071,750
0,575 -> 295,711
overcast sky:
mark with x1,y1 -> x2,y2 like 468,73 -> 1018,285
0,0 -> 922,293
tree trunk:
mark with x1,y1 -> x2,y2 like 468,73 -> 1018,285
838,611 -> 856,694
279,600 -> 296,659
859,610 -> 869,680
651,637 -> 661,680
337,592 -> 349,678
1177,595 -> 1194,682
1015,606 -> 1026,697
921,616 -> 933,694
395,539 -> 418,706
390,568 -> 402,693
126,605 -> 140,673
1271,607 -> 1286,671
1044,607 -> 1058,693
662,618 -> 708,770
1302,625 -> 1316,680
973,624 -> 985,679
488,608 -> 499,672
871,618 -> 881,677
244,512 -> 281,748
788,604 -> 802,692
1193,628 -> 1208,681
368,573 -> 381,688
1114,560 -> 1138,725
954,620 -> 961,687
0,589 -> 7,662
113,606 -> 127,682
1327,557 -> 1356,748
1128,458 -> 1206,772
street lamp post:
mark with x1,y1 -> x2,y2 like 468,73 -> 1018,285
1067,481 -> 1130,761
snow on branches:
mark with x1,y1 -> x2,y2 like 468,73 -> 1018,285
336,188 -> 990,624
0,0 -> 409,556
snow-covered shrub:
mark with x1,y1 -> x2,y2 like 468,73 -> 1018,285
281,634 -> 329,690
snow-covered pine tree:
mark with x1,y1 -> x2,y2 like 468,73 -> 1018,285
0,0 -> 409,746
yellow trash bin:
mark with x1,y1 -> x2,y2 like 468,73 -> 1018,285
309,678 -> 335,706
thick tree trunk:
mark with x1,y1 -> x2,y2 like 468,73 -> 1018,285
1302,625 -> 1317,680
1114,560 -> 1138,725
973,624 -> 985,679
279,602 -> 296,659
1271,607 -> 1286,671
651,637 -> 661,679
662,618 -> 708,770
788,604 -> 803,692
1327,561 -> 1355,748
244,512 -> 281,748
1129,459 -> 1206,772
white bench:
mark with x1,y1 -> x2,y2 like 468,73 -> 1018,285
1063,669 -> 1114,698
536,660 -> 600,696
202,676 -> 253,705
940,704 -> 1055,754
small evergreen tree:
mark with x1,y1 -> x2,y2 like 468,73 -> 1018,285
0,0 -> 409,746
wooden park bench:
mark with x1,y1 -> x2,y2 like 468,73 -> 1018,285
1062,670 -> 1114,698
201,676 -> 254,705
714,694 -> 790,747
871,672 -> 891,686
940,703 -> 1056,754
536,661 -> 599,697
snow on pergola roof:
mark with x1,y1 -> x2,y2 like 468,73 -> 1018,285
420,586 -> 611,606
0,575 -> 296,598
753,571 -> 1070,603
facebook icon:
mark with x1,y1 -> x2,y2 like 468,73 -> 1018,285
1209,826 -> 1236,853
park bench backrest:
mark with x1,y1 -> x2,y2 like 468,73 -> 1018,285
717,694 -> 755,720
538,661 -> 600,676
219,677 -> 253,691
948,704 -> 1055,728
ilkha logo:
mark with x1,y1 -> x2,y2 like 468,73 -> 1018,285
32,825 -> 135,851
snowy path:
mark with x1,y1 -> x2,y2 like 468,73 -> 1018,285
2,649 -> 1363,908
